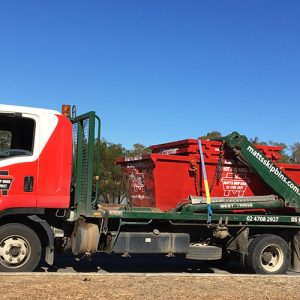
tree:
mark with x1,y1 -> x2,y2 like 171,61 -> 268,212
250,137 -> 292,163
250,136 -> 266,145
127,143 -> 151,156
267,141 -> 291,163
96,139 -> 127,204
291,143 -> 300,164
199,131 -> 222,140
96,139 -> 151,204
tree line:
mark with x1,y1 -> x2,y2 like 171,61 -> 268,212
96,139 -> 151,204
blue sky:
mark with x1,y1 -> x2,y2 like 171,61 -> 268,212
0,1 -> 299,149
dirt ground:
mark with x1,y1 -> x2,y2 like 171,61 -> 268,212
1,273 -> 299,300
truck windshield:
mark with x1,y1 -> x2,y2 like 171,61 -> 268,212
0,115 -> 35,159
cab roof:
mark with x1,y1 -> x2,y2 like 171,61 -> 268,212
0,104 -> 61,116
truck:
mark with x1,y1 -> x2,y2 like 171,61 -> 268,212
0,103 -> 300,274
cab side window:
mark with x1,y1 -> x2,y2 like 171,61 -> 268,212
0,116 -> 35,158
0,130 -> 12,150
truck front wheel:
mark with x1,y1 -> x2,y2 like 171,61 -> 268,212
0,223 -> 42,272
246,234 -> 290,274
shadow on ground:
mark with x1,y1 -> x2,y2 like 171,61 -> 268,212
39,253 -> 245,274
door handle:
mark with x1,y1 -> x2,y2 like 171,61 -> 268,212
24,176 -> 34,192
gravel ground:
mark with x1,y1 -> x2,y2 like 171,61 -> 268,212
1,273 -> 299,300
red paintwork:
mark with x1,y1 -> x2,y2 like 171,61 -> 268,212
0,161 -> 38,210
0,114 -> 72,211
37,115 -> 72,208
117,139 -> 300,212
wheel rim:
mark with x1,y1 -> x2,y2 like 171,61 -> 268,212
0,235 -> 31,269
260,244 -> 284,272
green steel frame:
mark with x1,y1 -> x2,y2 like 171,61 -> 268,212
223,132 -> 300,210
71,111 -> 101,217
91,206 -> 300,228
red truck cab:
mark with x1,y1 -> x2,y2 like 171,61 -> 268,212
0,105 -> 73,212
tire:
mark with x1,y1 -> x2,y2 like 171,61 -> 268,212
186,244 -> 222,260
0,223 -> 42,272
245,234 -> 290,274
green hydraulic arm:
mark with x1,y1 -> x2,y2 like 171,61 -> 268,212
221,132 -> 300,211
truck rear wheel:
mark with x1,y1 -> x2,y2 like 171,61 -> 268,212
245,234 -> 289,274
0,223 -> 42,272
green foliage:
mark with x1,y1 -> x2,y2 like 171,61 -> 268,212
199,131 -> 222,140
96,139 -> 126,204
267,141 -> 291,163
291,143 -> 300,164
250,137 -> 292,163
126,143 -> 151,156
96,139 -> 150,204
250,136 -> 266,145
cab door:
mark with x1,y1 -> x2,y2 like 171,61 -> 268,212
0,114 -> 38,211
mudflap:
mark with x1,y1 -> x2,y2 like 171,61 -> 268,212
226,227 -> 249,255
289,230 -> 300,272
27,215 -> 54,265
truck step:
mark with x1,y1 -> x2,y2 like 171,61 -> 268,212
186,244 -> 222,260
